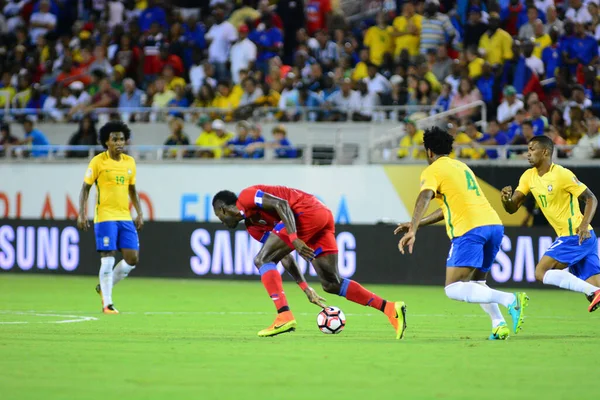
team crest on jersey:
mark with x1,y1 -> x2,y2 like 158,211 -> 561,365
103,236 -> 110,247
547,185 -> 553,192
573,176 -> 581,185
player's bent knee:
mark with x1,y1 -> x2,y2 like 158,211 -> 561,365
321,280 -> 341,295
124,254 -> 139,266
535,267 -> 547,282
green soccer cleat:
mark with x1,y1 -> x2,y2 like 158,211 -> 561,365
488,322 -> 510,340
508,292 -> 529,334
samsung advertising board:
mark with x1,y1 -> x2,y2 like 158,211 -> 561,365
1,220 -> 593,288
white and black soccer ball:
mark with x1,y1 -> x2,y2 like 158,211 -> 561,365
317,306 -> 346,334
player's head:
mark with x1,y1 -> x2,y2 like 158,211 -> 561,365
212,190 -> 243,228
527,135 -> 554,167
423,126 -> 454,164
99,121 -> 131,153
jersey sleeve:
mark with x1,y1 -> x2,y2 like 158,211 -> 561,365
129,158 -> 137,185
515,169 -> 531,196
419,165 -> 440,194
83,157 -> 98,185
560,167 -> 587,197
236,187 -> 264,215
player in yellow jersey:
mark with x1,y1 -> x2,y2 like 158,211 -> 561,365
396,127 -> 528,339
501,136 -> 600,312
76,121 -> 144,314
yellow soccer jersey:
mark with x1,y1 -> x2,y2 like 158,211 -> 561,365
84,151 -> 136,223
516,164 -> 591,237
420,157 -> 502,239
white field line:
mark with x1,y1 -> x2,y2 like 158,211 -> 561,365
0,310 -> 591,321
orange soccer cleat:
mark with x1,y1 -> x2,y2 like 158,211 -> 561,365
257,311 -> 297,337
384,301 -> 407,340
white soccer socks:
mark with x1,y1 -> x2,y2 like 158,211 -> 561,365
445,281 -> 516,308
474,281 -> 506,328
99,257 -> 116,306
542,269 -> 599,296
113,260 -> 135,286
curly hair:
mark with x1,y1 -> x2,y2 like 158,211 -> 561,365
423,126 -> 454,156
212,190 -> 238,207
99,121 -> 131,149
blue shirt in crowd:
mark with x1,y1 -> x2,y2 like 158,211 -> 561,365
26,129 -> 50,157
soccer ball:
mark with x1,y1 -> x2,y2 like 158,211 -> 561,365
317,306 -> 346,334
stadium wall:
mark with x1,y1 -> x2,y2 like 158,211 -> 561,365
3,164 -> 600,225
1,219 -> 595,288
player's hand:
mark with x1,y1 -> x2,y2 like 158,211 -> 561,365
77,215 -> 89,231
394,222 -> 412,235
135,214 -> 144,231
501,186 -> 513,203
576,224 -> 591,245
293,238 -> 315,262
398,231 -> 416,255
304,286 -> 327,308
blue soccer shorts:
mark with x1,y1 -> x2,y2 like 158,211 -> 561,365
446,225 -> 504,272
544,230 -> 600,281
94,221 -> 139,252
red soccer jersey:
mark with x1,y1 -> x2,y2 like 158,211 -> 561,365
305,0 -> 332,35
236,185 -> 324,224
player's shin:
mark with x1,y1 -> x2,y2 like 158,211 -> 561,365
338,279 -> 388,312
542,269 -> 600,295
259,263 -> 290,313
473,281 -> 506,327
99,257 -> 115,306
113,260 -> 135,286
445,281 -> 516,308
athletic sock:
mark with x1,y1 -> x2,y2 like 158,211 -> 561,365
543,269 -> 600,296
99,257 -> 115,306
473,281 -> 506,328
113,260 -> 135,286
339,279 -> 387,312
259,263 -> 290,314
445,281 -> 516,308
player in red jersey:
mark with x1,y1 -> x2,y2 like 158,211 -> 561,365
212,185 -> 407,339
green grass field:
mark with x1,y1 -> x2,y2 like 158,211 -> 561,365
0,274 -> 598,399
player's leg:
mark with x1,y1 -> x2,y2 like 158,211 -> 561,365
536,234 -> 600,309
254,232 -> 296,337
444,226 -> 527,334
113,221 -> 140,287
311,251 -> 407,339
94,221 -> 118,314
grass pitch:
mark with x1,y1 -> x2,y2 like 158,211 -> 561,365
0,274 -> 597,400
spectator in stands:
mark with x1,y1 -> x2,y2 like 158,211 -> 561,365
479,119 -> 512,159
271,124 -> 297,158
139,0 -> 168,33
19,118 -> 49,158
66,115 -> 98,158
56,57 -> 91,86
459,119 -> 486,159
164,118 -> 191,158
449,78 -> 481,120
570,22 -> 598,67
193,83 -> 216,109
415,78 -> 434,106
151,77 -> 175,109
314,30 -> 338,71
325,77 -> 360,121
564,84 -> 592,126
239,77 -> 264,107
227,120 -> 251,157
365,62 -> 391,96
532,20 -> 550,59
230,24 -> 257,85
206,5 -> 238,81
353,80 -> 378,122
29,0 -> 57,44
528,101 -> 548,135
305,0 -> 332,36
89,45 -> 113,76
229,0 -> 261,29
566,0 -> 592,24
391,1 -> 421,59
119,78 -> 144,112
541,6 -> 561,34
167,83 -> 190,119
466,47 -> 485,79
479,12 -> 513,68
464,6 -> 488,50
565,106 -> 587,144
497,85 -> 524,124
430,45 -> 452,83
0,123 -> 18,157
519,7 -> 539,40
397,118 -> 425,159
432,82 -> 453,114
249,12 -> 283,74
420,0 -> 456,55
364,11 -> 392,67
245,123 -> 266,158
572,116 -> 600,159
69,77 -> 119,119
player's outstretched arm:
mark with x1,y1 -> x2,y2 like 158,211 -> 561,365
128,185 -> 144,230
261,193 -> 315,261
577,188 -> 598,244
281,254 -> 326,308
394,208 -> 444,235
501,186 -> 525,214
398,189 -> 434,255
77,183 -> 92,231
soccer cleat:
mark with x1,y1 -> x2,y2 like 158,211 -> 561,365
587,289 -> 600,312
507,292 -> 529,334
384,301 -> 407,340
257,311 -> 297,337
488,322 -> 510,340
95,284 -> 104,308
103,304 -> 119,314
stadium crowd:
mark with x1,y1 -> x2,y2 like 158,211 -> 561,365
0,0 -> 599,160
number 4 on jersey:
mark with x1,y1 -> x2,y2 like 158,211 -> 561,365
465,170 -> 480,196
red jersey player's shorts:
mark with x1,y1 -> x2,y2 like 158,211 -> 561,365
272,206 -> 338,257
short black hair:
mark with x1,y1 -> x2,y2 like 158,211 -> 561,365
521,119 -> 533,128
423,126 -> 454,156
99,121 -> 131,149
212,190 -> 238,207
530,135 -> 554,153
